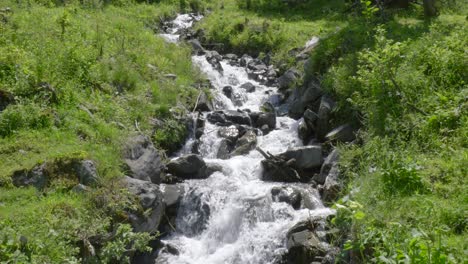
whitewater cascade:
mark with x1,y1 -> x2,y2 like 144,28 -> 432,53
158,14 -> 334,264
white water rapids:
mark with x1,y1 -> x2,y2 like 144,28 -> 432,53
158,14 -> 334,264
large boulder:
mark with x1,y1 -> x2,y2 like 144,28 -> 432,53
288,80 -> 324,119
282,221 -> 329,264
159,185 -> 184,234
322,164 -> 341,204
74,160 -> 100,186
124,135 -> 163,184
240,82 -> 256,93
224,110 -> 251,126
124,177 -> 165,234
261,160 -> 300,183
12,164 -> 48,190
166,154 -> 220,179
278,145 -> 323,170
231,130 -> 257,156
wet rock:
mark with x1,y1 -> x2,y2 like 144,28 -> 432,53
224,110 -> 251,125
224,53 -> 238,61
195,91 -> 214,112
124,177 -> 165,234
316,96 -> 336,140
0,89 -> 14,112
278,68 -> 300,91
217,139 -> 233,159
206,50 -> 223,72
207,111 -> 227,124
231,92 -> 247,106
231,130 -> 257,156
283,221 -> 329,264
166,155 -> 220,179
278,145 -> 323,170
271,186 -> 302,210
222,86 -> 233,98
325,124 -> 356,143
124,135 -> 163,184
177,188 -> 211,237
314,149 -> 339,185
261,160 -> 300,182
240,82 -> 256,93
187,39 -> 206,55
218,125 -> 240,142
166,154 -> 206,179
195,128 -> 204,139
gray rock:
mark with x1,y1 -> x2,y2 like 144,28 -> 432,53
224,53 -> 238,61
303,109 -> 318,130
240,54 -> 253,67
261,160 -> 300,182
195,92 -> 214,112
74,160 -> 99,186
316,96 -> 336,140
298,119 -> 312,141
224,110 -> 251,125
124,135 -> 163,184
187,39 -> 205,55
268,93 -> 283,106
325,124 -> 356,143
166,154 -> 205,179
278,145 -> 323,170
240,82 -> 256,93
12,164 -> 48,190
288,80 -> 323,119
177,188 -> 211,236
217,139 -> 232,159
124,177 -> 165,234
207,112 -> 227,124
271,186 -> 302,210
283,221 -> 329,264
231,130 -> 257,156
322,164 -> 341,203
71,184 -> 89,193
315,149 -> 339,184
277,68 -> 299,90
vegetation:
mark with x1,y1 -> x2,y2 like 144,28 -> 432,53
0,0 -> 204,262
1,0 -> 466,262
196,0 -> 466,262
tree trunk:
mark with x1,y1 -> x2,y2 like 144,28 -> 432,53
423,0 -> 437,17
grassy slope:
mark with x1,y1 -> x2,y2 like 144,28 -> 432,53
0,0 -> 203,262
199,0 -> 467,262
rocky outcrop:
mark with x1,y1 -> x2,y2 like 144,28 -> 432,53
124,135 -> 163,184
124,177 -> 165,234
12,159 -> 100,190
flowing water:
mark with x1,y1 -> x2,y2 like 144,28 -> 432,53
158,14 -> 334,264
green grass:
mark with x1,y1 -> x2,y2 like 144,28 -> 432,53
0,0 -> 204,262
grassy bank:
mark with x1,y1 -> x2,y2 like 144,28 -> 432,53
198,0 -> 467,262
0,0 -> 203,262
